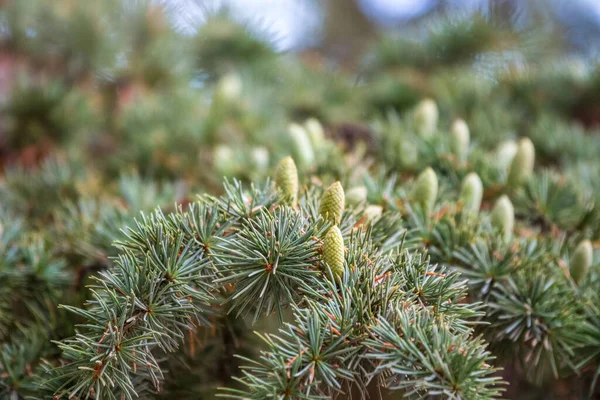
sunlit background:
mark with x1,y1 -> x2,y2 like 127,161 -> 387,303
170,0 -> 600,54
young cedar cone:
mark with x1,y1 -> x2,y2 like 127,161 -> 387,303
414,98 -> 438,138
250,146 -> 270,172
216,73 -> 242,102
460,173 -> 483,214
570,240 -> 593,284
364,205 -> 383,222
412,167 -> 438,214
345,186 -> 368,206
507,138 -> 535,188
451,119 -> 470,164
304,118 -> 325,149
323,226 -> 345,279
398,138 -> 418,168
491,195 -> 514,242
275,157 -> 299,207
496,140 -> 518,171
214,145 -> 236,177
319,181 -> 345,225
289,123 -> 315,169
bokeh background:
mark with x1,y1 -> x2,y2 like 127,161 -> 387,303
171,0 -> 600,55
2,1 -> 600,398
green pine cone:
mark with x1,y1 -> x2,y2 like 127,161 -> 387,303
346,186 -> 368,206
275,156 -> 299,207
460,172 -> 483,214
414,98 -> 438,138
289,123 -> 315,169
412,167 -> 438,214
496,140 -> 518,171
319,181 -> 345,225
507,137 -> 535,188
216,73 -> 242,102
451,119 -> 470,164
364,205 -> 383,222
304,118 -> 325,149
214,145 -> 236,176
250,146 -> 270,172
491,195 -> 514,242
570,239 -> 593,284
323,226 -> 345,279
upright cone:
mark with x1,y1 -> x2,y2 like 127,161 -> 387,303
507,138 -> 535,188
414,98 -> 438,138
275,157 -> 299,207
250,146 -> 269,172
570,240 -> 593,284
319,181 -> 345,225
323,226 -> 345,279
459,173 -> 483,214
451,119 -> 470,164
214,145 -> 236,177
346,186 -> 368,206
289,123 -> 315,169
412,167 -> 438,214
304,118 -> 325,148
496,140 -> 518,171
491,195 -> 514,242
216,73 -> 242,102
364,205 -> 383,222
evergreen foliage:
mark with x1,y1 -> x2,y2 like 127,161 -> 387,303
0,1 -> 599,399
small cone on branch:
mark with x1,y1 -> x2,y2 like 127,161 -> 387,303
214,145 -> 235,177
570,240 -> 593,284
491,195 -> 514,242
216,73 -> 242,102
398,138 -> 418,168
451,119 -> 470,164
288,123 -> 315,169
507,138 -> 535,188
414,98 -> 438,138
304,118 -> 325,148
275,157 -> 299,207
364,205 -> 383,222
319,181 -> 345,225
250,146 -> 269,172
496,140 -> 518,171
459,173 -> 483,214
346,186 -> 367,206
412,167 -> 438,214
323,226 -> 345,279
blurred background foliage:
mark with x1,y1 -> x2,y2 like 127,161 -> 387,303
1,0 -> 600,399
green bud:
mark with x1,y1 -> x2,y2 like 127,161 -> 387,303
412,167 -> 438,214
304,118 -> 325,149
495,140 -> 518,171
323,226 -> 345,279
414,98 -> 438,138
275,157 -> 299,207
250,146 -> 270,172
214,145 -> 235,177
364,205 -> 383,222
459,173 -> 483,214
491,195 -> 514,242
319,181 -> 345,225
450,119 -> 470,163
507,138 -> 535,188
345,186 -> 368,206
570,240 -> 593,284
216,73 -> 242,102
398,138 -> 418,168
289,123 -> 315,169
